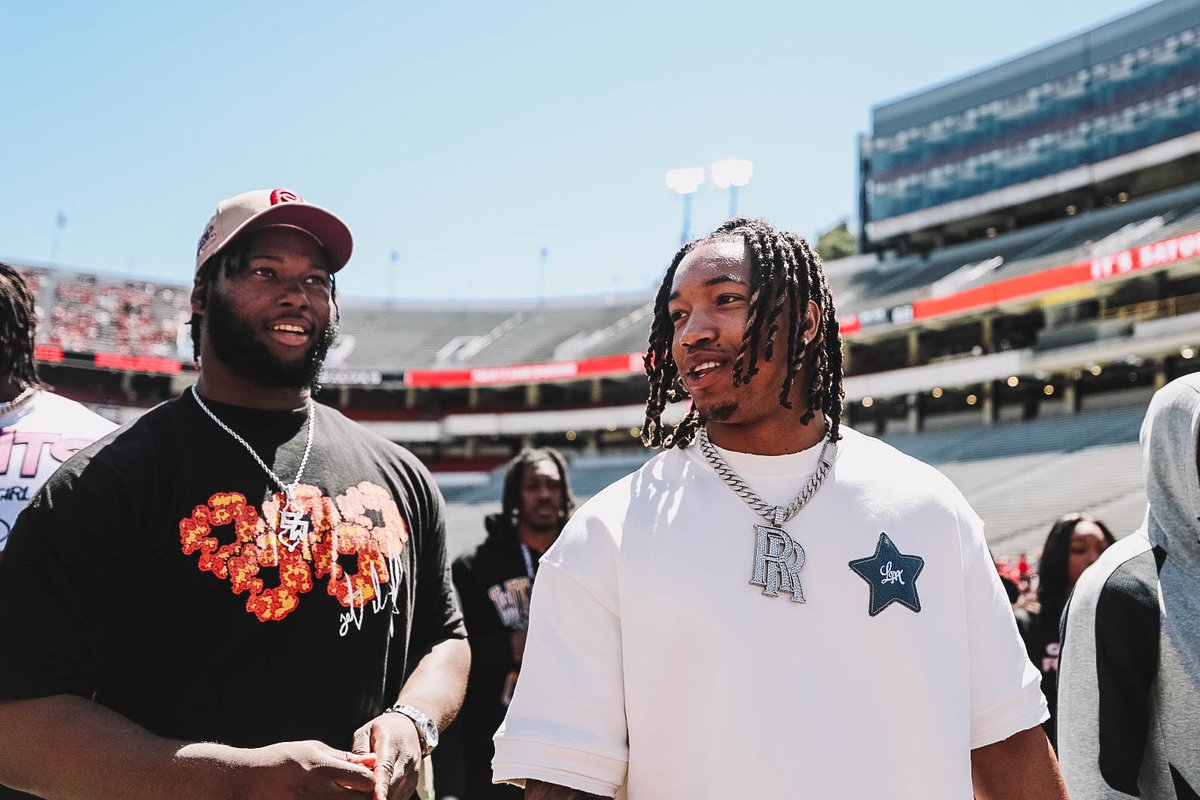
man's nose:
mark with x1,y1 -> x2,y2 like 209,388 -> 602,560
278,280 -> 310,308
679,311 -> 717,348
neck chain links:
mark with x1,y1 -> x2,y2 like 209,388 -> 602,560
696,424 -> 835,528
190,386 -> 316,550
0,387 -> 37,418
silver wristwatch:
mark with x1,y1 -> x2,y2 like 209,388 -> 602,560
386,703 -> 439,755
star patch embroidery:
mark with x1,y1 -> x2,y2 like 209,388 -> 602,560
849,532 -> 925,616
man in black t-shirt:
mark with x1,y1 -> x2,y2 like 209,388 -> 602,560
0,189 -> 469,800
435,448 -> 574,799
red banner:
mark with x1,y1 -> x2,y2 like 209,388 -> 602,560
94,353 -> 183,374
406,352 -> 642,387
33,344 -> 64,363
839,228 -> 1200,330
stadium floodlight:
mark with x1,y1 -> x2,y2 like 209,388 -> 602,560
665,167 -> 705,245
711,159 -> 754,217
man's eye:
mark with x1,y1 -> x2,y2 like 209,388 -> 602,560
717,294 -> 743,305
669,309 -> 686,322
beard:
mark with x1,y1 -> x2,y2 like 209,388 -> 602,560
203,288 -> 337,392
702,401 -> 739,422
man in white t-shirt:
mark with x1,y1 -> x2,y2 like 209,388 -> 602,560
0,263 -> 116,557
492,218 -> 1067,799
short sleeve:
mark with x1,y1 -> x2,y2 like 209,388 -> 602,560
958,503 -> 1049,748
405,464 -> 466,663
491,513 -> 628,796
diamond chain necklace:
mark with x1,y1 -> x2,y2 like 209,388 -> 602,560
696,424 -> 835,528
190,385 -> 316,550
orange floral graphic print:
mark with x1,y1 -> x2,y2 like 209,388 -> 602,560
178,481 -> 408,622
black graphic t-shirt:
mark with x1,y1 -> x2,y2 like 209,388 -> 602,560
0,391 -> 464,750
437,514 -> 537,799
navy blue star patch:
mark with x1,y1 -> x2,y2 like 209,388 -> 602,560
849,532 -> 925,616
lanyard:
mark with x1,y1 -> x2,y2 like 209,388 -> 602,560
519,543 -> 537,580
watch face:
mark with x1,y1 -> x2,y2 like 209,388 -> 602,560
422,718 -> 439,748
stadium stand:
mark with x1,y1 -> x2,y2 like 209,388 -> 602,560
6,0 -> 1198,568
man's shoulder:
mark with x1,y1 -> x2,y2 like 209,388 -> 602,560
835,426 -> 964,501
28,391 -> 119,436
1074,532 -> 1159,614
318,404 -> 431,473
577,446 -> 683,515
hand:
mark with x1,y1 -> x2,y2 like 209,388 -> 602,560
352,712 -> 424,800
234,739 -> 377,799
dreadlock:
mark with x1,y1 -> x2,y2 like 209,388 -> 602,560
641,217 -> 844,449
0,262 -> 46,393
500,447 -> 576,533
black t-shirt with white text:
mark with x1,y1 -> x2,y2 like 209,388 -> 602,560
0,391 -> 464,751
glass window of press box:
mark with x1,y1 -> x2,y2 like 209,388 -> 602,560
862,27 -> 1200,223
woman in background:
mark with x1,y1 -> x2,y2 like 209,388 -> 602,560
1017,512 -> 1116,747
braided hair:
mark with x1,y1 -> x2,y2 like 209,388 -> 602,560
641,217 -> 843,449
0,262 -> 46,393
501,447 -> 576,533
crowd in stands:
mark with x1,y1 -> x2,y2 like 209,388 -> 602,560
45,275 -> 187,357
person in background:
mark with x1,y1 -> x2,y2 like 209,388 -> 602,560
1058,375 -> 1200,798
437,448 -> 574,799
0,262 -> 115,562
1015,512 -> 1115,747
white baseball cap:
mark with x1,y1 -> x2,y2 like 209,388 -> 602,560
195,188 -> 353,274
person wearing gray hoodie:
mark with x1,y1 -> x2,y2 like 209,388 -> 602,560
1058,372 -> 1200,798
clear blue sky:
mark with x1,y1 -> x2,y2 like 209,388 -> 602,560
0,0 -> 1144,301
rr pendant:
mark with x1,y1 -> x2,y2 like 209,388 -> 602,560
751,525 -> 806,603
278,499 -> 311,552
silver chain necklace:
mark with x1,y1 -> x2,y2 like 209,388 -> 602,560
0,387 -> 37,418
190,385 -> 316,552
696,424 -> 836,604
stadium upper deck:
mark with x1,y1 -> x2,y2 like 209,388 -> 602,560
859,0 -> 1200,254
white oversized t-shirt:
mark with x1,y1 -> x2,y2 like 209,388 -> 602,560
493,427 -> 1046,799
0,391 -> 116,550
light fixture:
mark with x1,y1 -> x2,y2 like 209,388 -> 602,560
1044,384 -> 1055,396
664,167 -> 705,194
931,387 -> 943,398
966,394 -> 978,406
1182,347 -> 1195,359
861,396 -> 874,408
1089,364 -> 1103,376
1006,376 -> 1020,387
565,430 -> 577,441
629,426 -> 642,437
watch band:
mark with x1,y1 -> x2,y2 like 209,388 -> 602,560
385,703 -> 439,755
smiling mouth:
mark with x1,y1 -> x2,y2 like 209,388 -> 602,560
271,324 -> 309,335
688,360 -> 723,380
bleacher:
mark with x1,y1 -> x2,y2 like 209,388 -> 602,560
829,181 -> 1200,318
439,407 -> 1148,560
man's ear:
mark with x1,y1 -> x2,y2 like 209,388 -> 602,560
801,300 -> 822,347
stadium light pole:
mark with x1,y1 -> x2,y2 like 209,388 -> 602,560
50,210 -> 67,264
711,159 -> 754,218
665,167 -> 705,245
